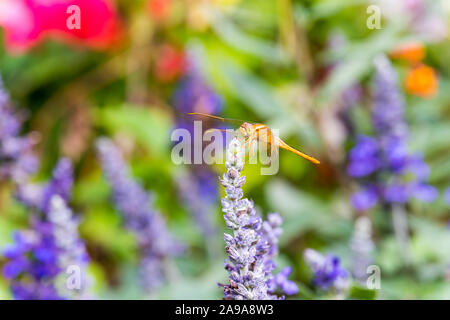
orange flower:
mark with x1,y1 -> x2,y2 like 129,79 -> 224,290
148,0 -> 172,22
405,64 -> 438,98
391,42 -> 426,64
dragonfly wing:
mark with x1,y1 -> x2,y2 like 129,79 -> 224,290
186,112 -> 244,125
254,127 -> 278,165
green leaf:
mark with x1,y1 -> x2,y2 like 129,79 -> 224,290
265,179 -> 351,244
349,283 -> 377,300
96,105 -> 172,157
212,14 -> 286,64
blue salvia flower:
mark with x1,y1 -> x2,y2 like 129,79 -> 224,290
349,216 -> 374,283
444,188 -> 450,205
262,213 -> 298,296
173,68 -> 223,117
177,170 -> 217,238
96,138 -> 182,292
173,66 -> 222,238
220,138 -> 273,300
220,138 -> 297,299
2,159 -> 90,299
0,77 -> 38,184
16,158 -> 73,211
2,226 -> 62,300
304,248 -> 349,293
48,195 -> 92,298
347,55 -> 437,210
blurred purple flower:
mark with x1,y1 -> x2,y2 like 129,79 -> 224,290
41,158 -> 73,212
372,56 -> 408,140
173,70 -> 222,116
384,183 -> 410,204
444,188 -> 450,205
347,55 -> 437,210
0,77 -> 38,184
347,135 -> 380,178
177,169 -> 217,238
351,187 -> 379,211
261,213 -> 298,297
96,138 -> 182,292
412,183 -> 438,203
384,138 -> 410,174
408,156 -> 430,181
2,159 -> 91,299
304,249 -> 349,292
48,195 -> 92,298
172,66 -> 222,240
350,216 -> 374,283
16,158 -> 73,211
269,267 -> 299,296
2,224 -> 60,299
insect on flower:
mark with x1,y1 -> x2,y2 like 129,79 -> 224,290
187,112 -> 320,165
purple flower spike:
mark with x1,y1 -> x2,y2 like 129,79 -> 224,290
347,55 -> 436,209
347,135 -> 380,178
2,159 -> 92,300
351,187 -> 379,211
372,55 -> 408,140
16,157 -> 73,212
48,195 -> 92,298
270,267 -> 299,296
41,158 -> 73,212
177,170 -> 217,238
444,188 -> 450,205
220,138 -> 274,300
173,71 -> 222,117
219,138 -> 297,300
350,216 -> 374,283
96,138 -> 182,293
0,77 -> 38,184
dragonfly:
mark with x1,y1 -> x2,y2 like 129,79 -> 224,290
187,112 -> 320,165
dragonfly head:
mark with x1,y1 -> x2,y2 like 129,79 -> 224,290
239,122 -> 254,138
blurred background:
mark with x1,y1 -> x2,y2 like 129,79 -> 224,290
0,0 -> 450,299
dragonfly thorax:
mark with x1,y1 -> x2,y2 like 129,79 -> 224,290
239,122 -> 254,138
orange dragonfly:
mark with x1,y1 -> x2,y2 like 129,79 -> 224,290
187,112 -> 320,165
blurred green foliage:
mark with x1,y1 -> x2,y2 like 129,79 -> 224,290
0,0 -> 449,299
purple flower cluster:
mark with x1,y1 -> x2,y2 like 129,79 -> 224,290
173,69 -> 223,118
48,195 -> 92,298
304,249 -> 349,292
172,67 -> 222,240
219,138 -> 297,300
0,77 -> 38,184
2,227 -> 62,300
262,213 -> 298,296
177,170 -> 217,238
445,188 -> 450,205
96,138 -> 182,292
16,158 -> 73,211
347,55 -> 437,211
349,216 -> 374,283
2,158 -> 90,299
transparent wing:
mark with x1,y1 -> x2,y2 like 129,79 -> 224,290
249,127 -> 279,166
184,112 -> 244,126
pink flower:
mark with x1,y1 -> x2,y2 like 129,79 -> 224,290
0,0 -> 122,52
